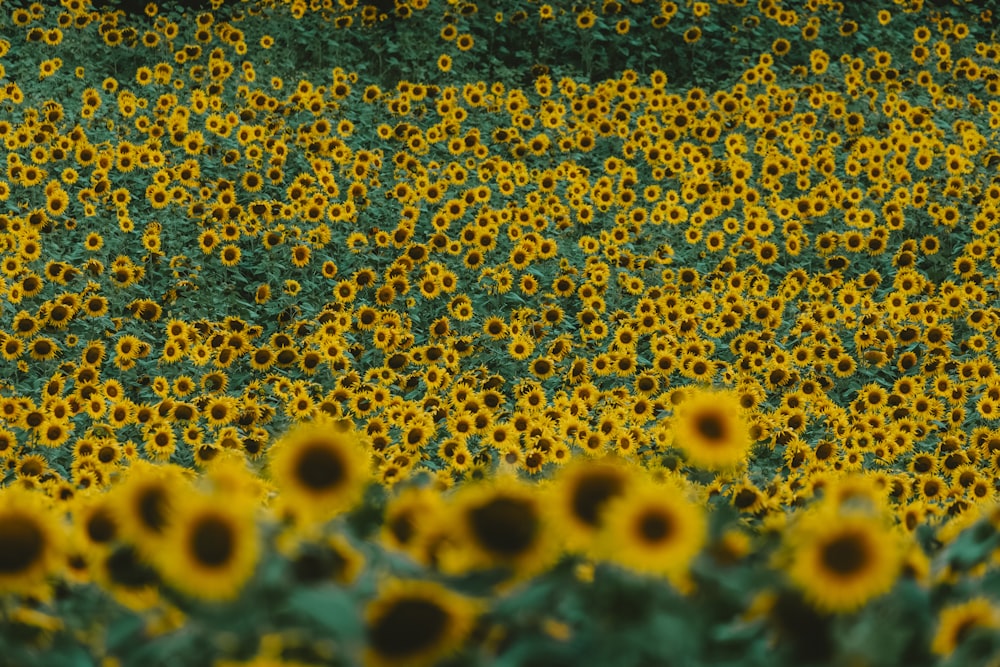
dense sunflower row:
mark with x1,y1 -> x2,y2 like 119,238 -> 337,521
1,0 -> 1000,665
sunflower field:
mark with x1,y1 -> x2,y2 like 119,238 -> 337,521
2,0 -> 1000,664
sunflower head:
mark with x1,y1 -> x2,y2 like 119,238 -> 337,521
73,493 -> 120,552
600,478 -> 707,586
932,598 -> 1000,657
381,486 -> 446,561
365,579 -> 479,667
154,491 -> 259,602
671,388 -> 751,470
0,487 -> 62,595
203,451 -> 269,504
289,534 -> 365,587
110,461 -> 189,557
93,543 -> 162,612
549,457 -> 636,553
442,477 -> 555,579
269,416 -> 371,524
785,505 -> 903,614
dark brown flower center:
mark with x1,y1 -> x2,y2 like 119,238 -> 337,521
138,486 -> 169,533
191,515 -> 235,567
296,442 -> 346,491
638,509 -> 674,543
468,496 -> 538,557
821,532 -> 867,576
695,412 -> 725,441
368,597 -> 449,659
571,470 -> 625,527
0,514 -> 44,574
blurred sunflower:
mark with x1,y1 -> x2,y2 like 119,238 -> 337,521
931,597 -> 1000,657
288,533 -> 365,587
382,488 -> 444,561
784,507 -> 902,613
442,477 -> 555,578
73,493 -> 120,552
0,487 -> 62,596
155,491 -> 259,602
92,543 -> 161,612
110,461 -> 189,558
364,579 -> 479,667
599,479 -> 707,586
671,388 -> 751,469
549,457 -> 636,553
269,415 -> 370,524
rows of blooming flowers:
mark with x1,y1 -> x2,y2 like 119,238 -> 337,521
2,0 -> 1000,665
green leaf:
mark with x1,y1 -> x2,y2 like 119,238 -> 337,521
43,643 -> 95,667
283,584 -> 362,638
105,614 -> 145,654
941,519 -> 1000,573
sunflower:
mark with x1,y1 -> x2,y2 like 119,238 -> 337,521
29,337 -> 59,361
529,356 -> 557,380
365,579 -> 479,667
144,424 -> 177,461
671,388 -> 751,469
334,280 -> 357,303
931,597 -> 1000,657
520,274 -> 539,295
82,295 -> 109,318
0,334 -> 22,362
110,462 -> 188,557
74,494 -> 120,551
0,428 -> 17,460
599,479 -> 707,585
382,488 -> 444,562
442,477 -> 555,578
204,396 -> 236,427
220,244 -> 241,267
784,507 -> 902,613
11,311 -> 39,337
154,491 -> 258,602
575,8 -> 595,29
269,415 -> 370,524
290,244 -> 311,267
549,457 -> 636,553
507,337 -> 534,361
37,418 -> 70,448
93,543 -> 162,612
482,316 -> 507,339
0,487 -> 62,595
288,532 -> 365,587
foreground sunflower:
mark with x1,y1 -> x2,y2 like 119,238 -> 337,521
0,487 -> 62,596
364,579 -> 479,667
154,491 -> 259,602
671,388 -> 751,469
73,493 -> 121,552
931,597 -> 1000,657
441,477 -> 556,579
287,533 -> 365,587
381,486 -> 446,561
110,461 -> 190,558
599,479 -> 707,586
269,415 -> 371,524
548,457 -> 636,553
92,543 -> 162,613
784,507 -> 903,613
